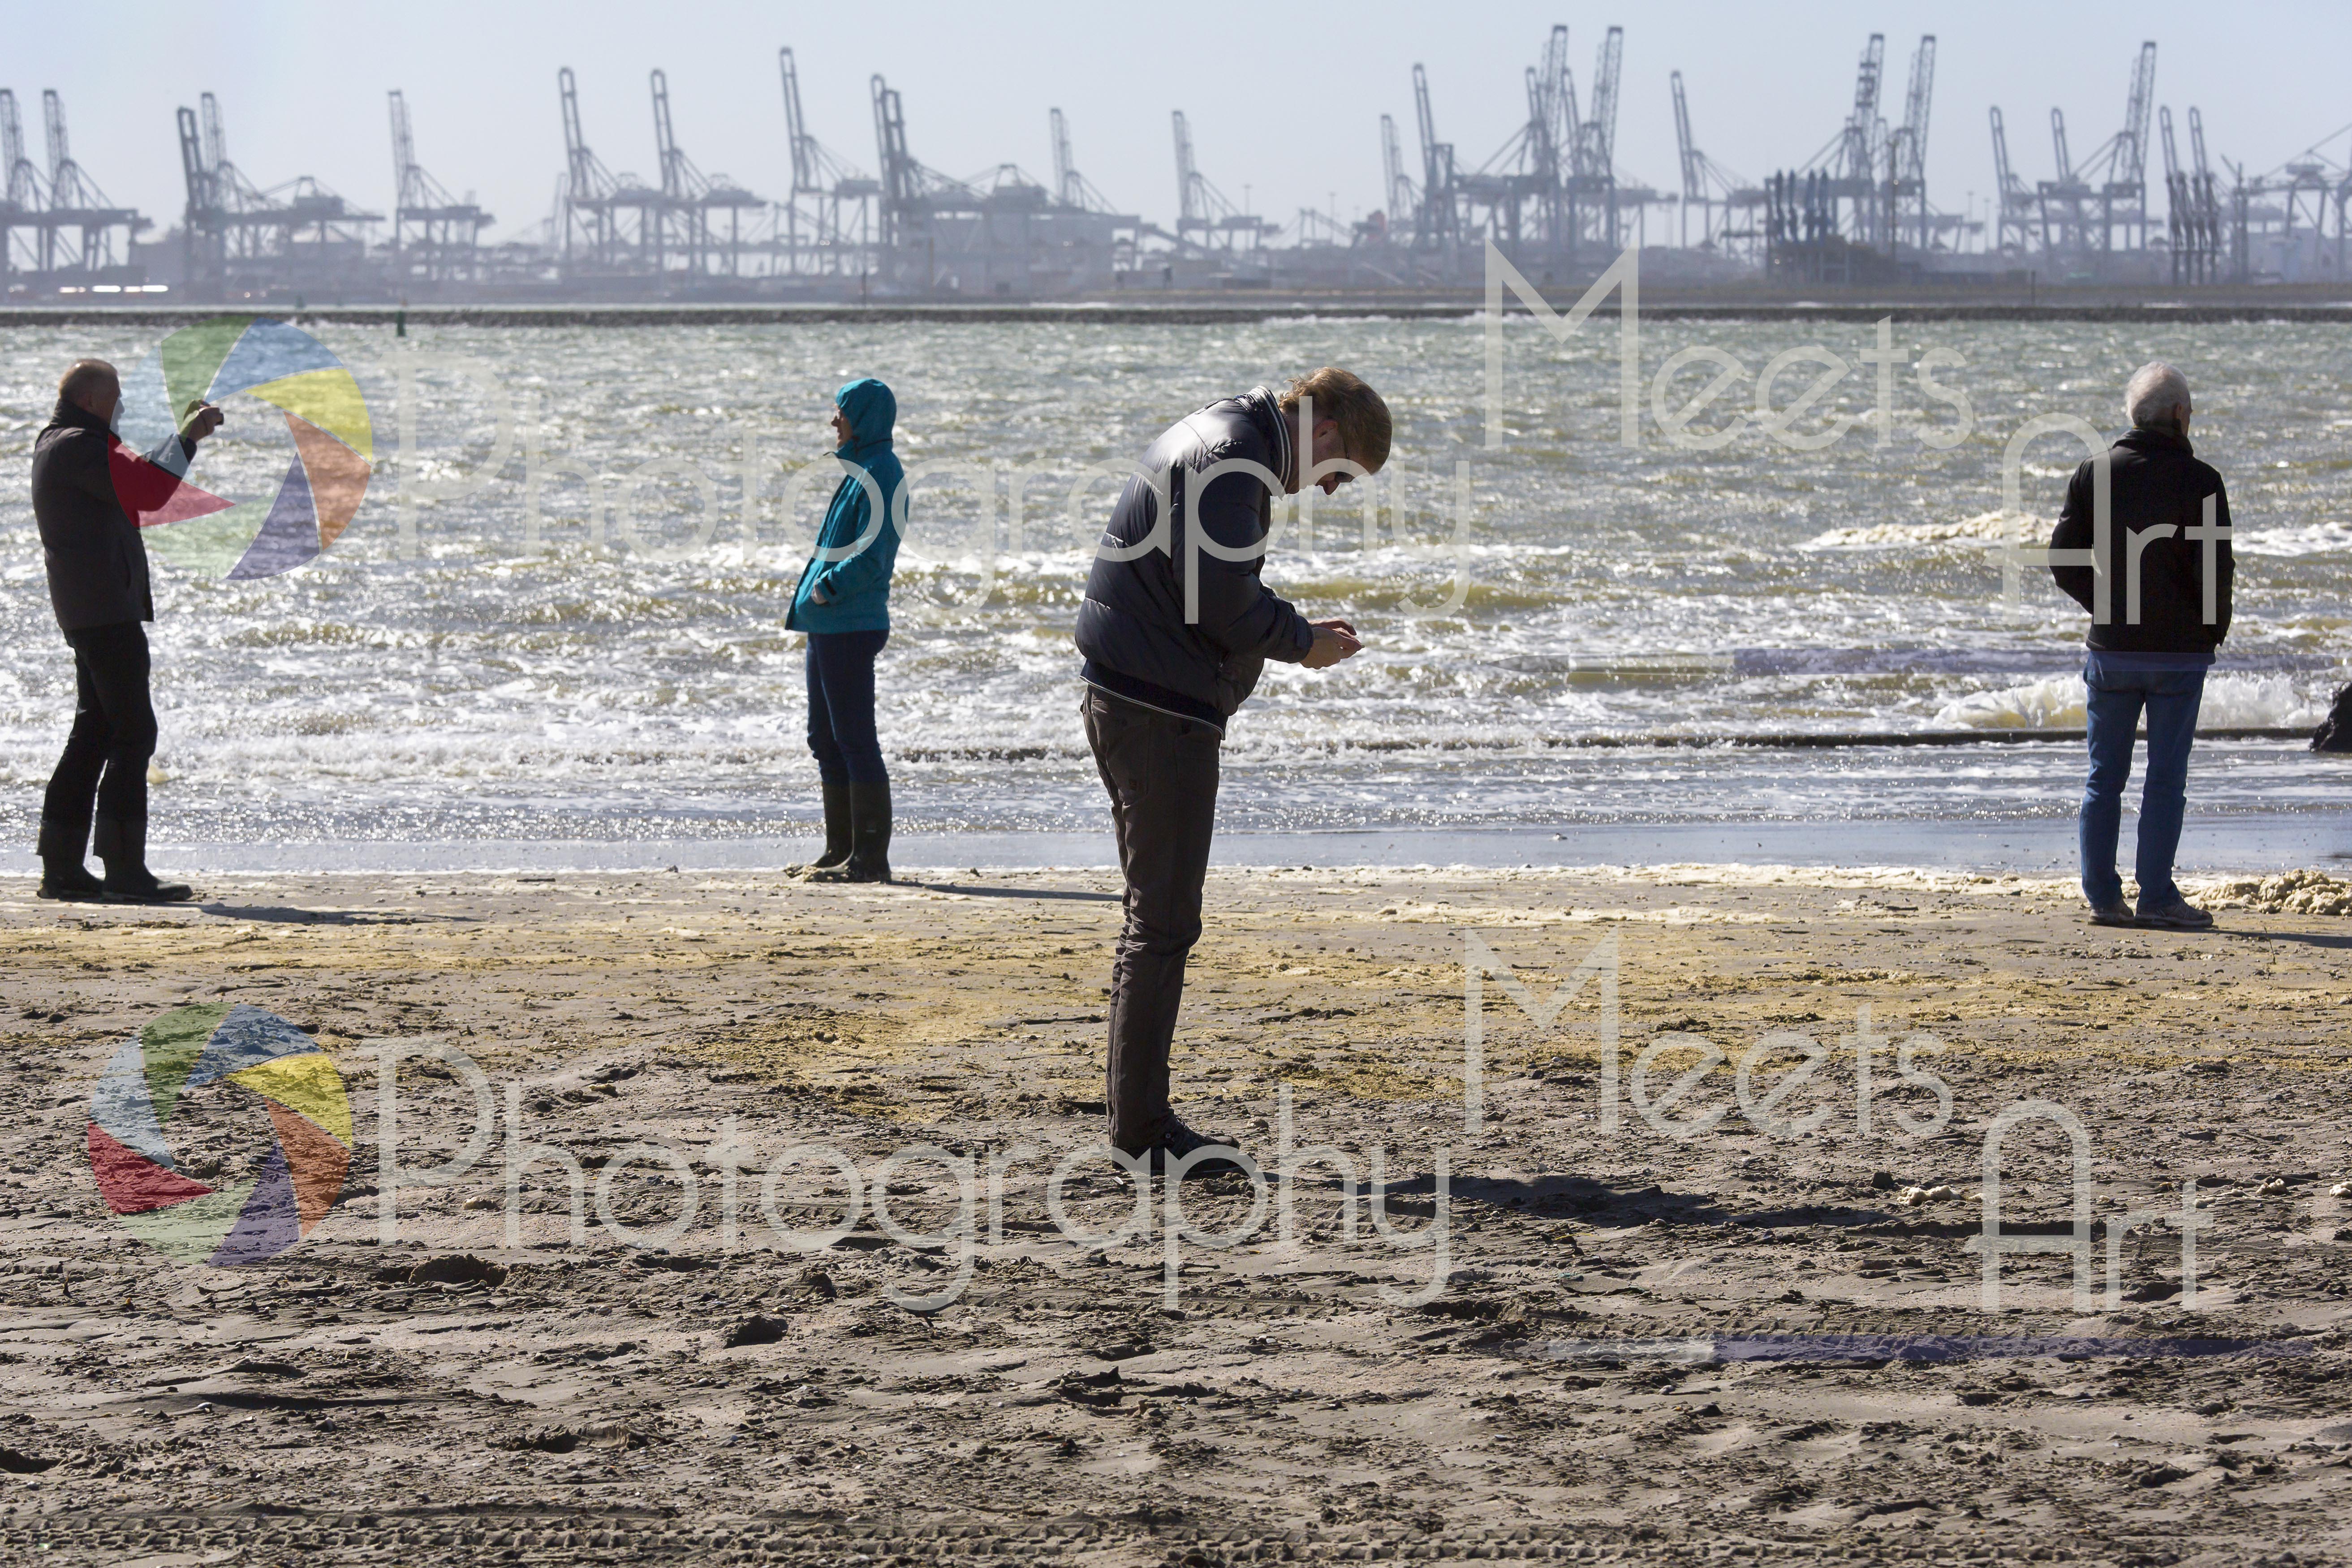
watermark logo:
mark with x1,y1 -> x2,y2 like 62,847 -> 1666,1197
86,1003 -> 353,1266
112,315 -> 375,578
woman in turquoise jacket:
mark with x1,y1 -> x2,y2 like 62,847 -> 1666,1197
786,377 -> 905,883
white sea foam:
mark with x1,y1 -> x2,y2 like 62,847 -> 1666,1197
1932,672 -> 2325,730
1931,675 -> 2086,728
2231,521 -> 2352,557
1800,511 -> 2031,551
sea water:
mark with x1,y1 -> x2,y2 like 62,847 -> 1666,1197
0,314 -> 2344,870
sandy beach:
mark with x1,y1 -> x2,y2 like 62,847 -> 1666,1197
2,862 -> 2350,1564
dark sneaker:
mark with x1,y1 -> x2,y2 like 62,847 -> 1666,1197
2136,897 -> 2214,931
2087,900 -> 2137,926
37,863 -> 107,902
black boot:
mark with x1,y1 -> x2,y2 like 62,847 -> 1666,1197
804,782 -> 890,884
94,813 -> 194,905
789,781 -> 854,878
34,815 -> 104,901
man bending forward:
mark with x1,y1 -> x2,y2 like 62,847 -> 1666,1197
1074,367 -> 1389,1168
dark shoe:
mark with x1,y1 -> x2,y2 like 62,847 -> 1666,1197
2087,900 -> 2137,926
1127,1117 -> 1253,1179
2136,897 -> 2214,931
94,813 -> 194,905
789,780 -> 855,878
101,872 -> 195,905
803,781 -> 890,884
37,859 -> 107,902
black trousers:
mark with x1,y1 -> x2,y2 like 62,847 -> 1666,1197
1082,686 -> 1221,1149
40,620 -> 155,859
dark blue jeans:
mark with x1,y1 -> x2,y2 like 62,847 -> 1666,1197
805,629 -> 889,786
2080,659 -> 2205,907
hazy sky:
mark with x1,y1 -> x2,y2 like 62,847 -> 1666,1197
13,2 -> 2352,243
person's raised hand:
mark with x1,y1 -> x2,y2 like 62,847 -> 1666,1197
1301,619 -> 1361,670
181,402 -> 224,443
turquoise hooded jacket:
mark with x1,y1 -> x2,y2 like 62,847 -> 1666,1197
787,378 -> 904,635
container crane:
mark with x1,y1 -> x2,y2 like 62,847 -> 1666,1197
200,94 -> 226,190
1670,69 -> 1702,247
775,47 -> 877,276
2187,106 -> 2224,276
1581,26 -> 1623,184
2034,42 -> 2158,263
1788,33 -> 1886,249
171,90 -> 376,299
388,89 -> 491,286
0,91 -> 45,282
1172,108 -> 1200,230
1378,112 -> 1416,242
1525,24 -> 1570,248
1892,35 -> 1934,251
2158,105 -> 2204,283
1989,106 -> 2034,252
1170,108 -> 1265,249
780,48 -> 820,199
1574,25 -> 1624,248
2042,107 -> 2087,252
646,68 -> 763,277
1051,109 -> 1078,208
1844,33 -> 1884,188
1667,69 -> 1763,254
1410,64 -> 1457,250
557,67 -> 626,268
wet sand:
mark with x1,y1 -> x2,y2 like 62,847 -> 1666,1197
2,862 -> 2351,1565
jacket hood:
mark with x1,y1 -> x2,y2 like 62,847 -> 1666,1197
835,378 -> 896,454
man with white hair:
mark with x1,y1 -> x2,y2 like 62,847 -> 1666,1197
2048,361 -> 2233,930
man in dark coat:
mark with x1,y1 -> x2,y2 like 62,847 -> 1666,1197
1074,366 -> 1389,1168
2049,361 -> 2232,930
32,359 -> 221,902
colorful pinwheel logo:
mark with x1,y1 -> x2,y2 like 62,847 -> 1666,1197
86,1003 -> 353,1267
110,315 -> 373,579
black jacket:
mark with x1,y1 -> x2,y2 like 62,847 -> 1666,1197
2049,426 -> 2233,654
32,399 -> 190,633
1074,387 -> 1313,725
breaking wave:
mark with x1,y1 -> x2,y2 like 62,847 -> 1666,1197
1932,672 -> 2326,730
1801,511 -> 2032,551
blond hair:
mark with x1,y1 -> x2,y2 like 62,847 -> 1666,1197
1279,366 -> 1391,473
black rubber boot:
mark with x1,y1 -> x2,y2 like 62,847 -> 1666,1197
94,813 -> 194,905
804,782 -> 890,884
790,781 -> 854,878
34,815 -> 104,901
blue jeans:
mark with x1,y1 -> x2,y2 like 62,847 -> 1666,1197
805,629 -> 889,786
2080,659 -> 2205,907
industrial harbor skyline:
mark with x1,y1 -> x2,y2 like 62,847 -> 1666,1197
7,0 -> 2352,297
